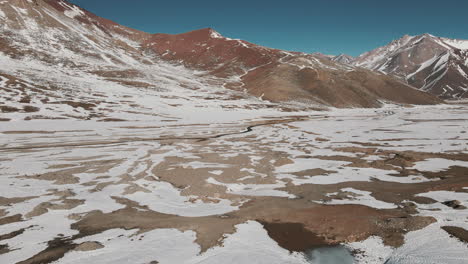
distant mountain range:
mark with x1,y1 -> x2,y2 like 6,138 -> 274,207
1,0 -> 459,113
339,34 -> 468,99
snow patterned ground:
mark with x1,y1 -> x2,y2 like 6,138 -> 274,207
1,99 -> 467,263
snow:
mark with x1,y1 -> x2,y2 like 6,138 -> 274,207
456,64 -> 468,78
51,228 -> 201,264
210,29 -> 223,39
407,53 -> 444,80
53,221 -> 309,264
417,190 -> 468,204
188,221 -> 309,264
410,158 -> 468,172
386,224 -> 468,264
443,38 -> 468,50
353,35 -> 416,69
209,170 -> 224,175
126,179 -> 239,217
319,188 -> 398,209
347,236 -> 393,264
0,211 -> 78,264
60,2 -> 85,19
206,177 -> 295,198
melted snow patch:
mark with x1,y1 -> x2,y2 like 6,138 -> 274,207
386,224 -> 468,264
0,74 -> 8,86
210,29 -> 223,39
191,221 -> 309,264
276,158 -> 427,185
347,236 -> 393,264
443,38 -> 468,50
410,158 -> 468,172
54,221 -> 309,264
181,161 -> 231,169
209,170 -> 224,175
416,190 -> 468,204
319,188 -> 397,209
55,228 -> 200,264
125,179 -> 239,217
206,177 -> 295,198
60,2 -> 85,19
0,211 -> 78,264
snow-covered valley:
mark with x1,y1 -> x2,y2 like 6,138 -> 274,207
0,0 -> 467,263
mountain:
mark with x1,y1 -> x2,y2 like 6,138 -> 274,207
351,34 -> 468,99
0,0 -> 441,114
331,54 -> 354,64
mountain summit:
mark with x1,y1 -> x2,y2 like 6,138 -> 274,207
351,34 -> 468,99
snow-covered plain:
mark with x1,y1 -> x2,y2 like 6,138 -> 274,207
1,53 -> 467,263
1,98 -> 467,263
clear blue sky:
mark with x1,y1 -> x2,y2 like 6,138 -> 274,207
69,0 -> 468,56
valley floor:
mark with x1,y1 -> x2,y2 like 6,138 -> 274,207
0,103 -> 467,264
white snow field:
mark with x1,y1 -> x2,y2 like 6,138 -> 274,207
1,93 -> 467,263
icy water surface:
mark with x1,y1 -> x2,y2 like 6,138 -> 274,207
306,246 -> 354,264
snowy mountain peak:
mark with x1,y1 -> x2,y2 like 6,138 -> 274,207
332,54 -> 354,64
350,33 -> 468,99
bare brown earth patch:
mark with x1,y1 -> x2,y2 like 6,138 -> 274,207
260,222 -> 334,252
0,244 -> 10,255
105,79 -> 156,88
251,203 -> 435,248
2,131 -> 56,134
0,105 -> 21,113
68,192 -> 436,255
292,168 -> 337,178
17,237 -> 77,264
0,214 -> 23,226
74,241 -> 104,252
442,226 -> 468,243
49,101 -> 97,110
0,228 -> 25,241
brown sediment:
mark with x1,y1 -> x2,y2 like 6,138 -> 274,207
0,105 -> 21,113
442,226 -> 468,243
67,192 -> 436,255
291,168 -> 336,178
74,241 -> 104,252
0,214 -> 22,226
20,158 -> 125,185
23,106 -> 40,113
0,196 -> 35,206
2,131 -> 57,134
70,198 -> 240,253
0,244 -> 10,254
260,222 -> 334,252
441,200 -> 467,210
0,228 -> 25,241
251,203 -> 435,248
26,199 -> 85,218
17,237 -> 77,264
98,118 -> 128,122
